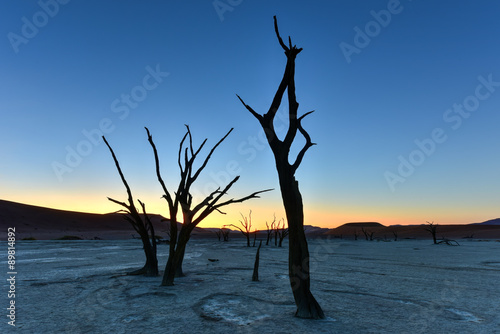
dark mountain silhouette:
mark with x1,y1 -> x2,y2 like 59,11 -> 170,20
340,222 -> 384,228
469,218 -> 500,226
0,199 -> 207,240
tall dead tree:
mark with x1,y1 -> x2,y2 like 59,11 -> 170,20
236,16 -> 325,319
103,137 -> 158,277
146,126 -> 271,286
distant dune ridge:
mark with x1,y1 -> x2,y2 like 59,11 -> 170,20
1,199 -> 499,240
0,199 -> 204,240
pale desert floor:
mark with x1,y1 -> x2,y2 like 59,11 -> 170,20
2,238 -> 500,333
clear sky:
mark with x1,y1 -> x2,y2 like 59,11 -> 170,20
2,0 -> 500,229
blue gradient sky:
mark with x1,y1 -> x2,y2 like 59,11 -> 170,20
1,0 -> 500,229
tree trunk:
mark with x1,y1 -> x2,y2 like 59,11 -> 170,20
128,239 -> 158,276
140,236 -> 158,276
162,226 -> 191,285
252,240 -> 262,281
277,163 -> 325,319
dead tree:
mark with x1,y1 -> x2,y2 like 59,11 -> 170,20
353,230 -> 359,241
252,240 -> 263,281
221,228 -> 230,241
392,230 -> 398,241
361,227 -> 374,241
265,216 -> 276,245
216,228 -> 230,241
236,16 -> 325,319
145,126 -> 271,286
424,221 -> 438,244
103,137 -> 158,277
276,218 -> 289,247
437,238 -> 460,246
226,210 -> 253,247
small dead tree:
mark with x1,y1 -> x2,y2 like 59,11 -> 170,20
392,230 -> 398,242
276,218 -> 289,247
237,16 -> 325,318
424,221 -> 438,244
353,230 -> 359,241
145,126 -> 271,286
103,137 -> 158,277
265,215 -> 276,246
437,238 -> 460,246
226,210 -> 254,247
361,227 -> 374,241
221,228 -> 230,241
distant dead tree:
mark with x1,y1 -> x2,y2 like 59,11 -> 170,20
216,228 -> 231,242
103,137 -> 158,277
145,126 -> 271,286
226,210 -> 254,247
393,230 -> 398,241
265,215 -> 276,246
361,227 -> 374,241
353,230 -> 359,241
276,218 -> 289,247
437,238 -> 460,246
236,16 -> 324,318
424,221 -> 438,244
221,228 -> 230,241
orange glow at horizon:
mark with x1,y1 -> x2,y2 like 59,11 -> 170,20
4,192 -> 494,230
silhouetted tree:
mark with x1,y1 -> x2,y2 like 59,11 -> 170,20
265,216 -> 276,246
236,16 -> 325,319
221,228 -> 230,241
226,210 -> 254,247
353,230 -> 359,241
252,240 -> 262,281
392,230 -> 398,241
103,137 -> 158,277
216,228 -> 231,241
276,218 -> 289,247
424,221 -> 438,244
361,227 -> 374,241
145,126 -> 271,286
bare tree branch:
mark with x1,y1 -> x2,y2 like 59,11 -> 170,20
274,15 -> 288,52
103,136 -> 138,215
292,111 -> 317,172
236,94 -> 262,121
144,128 -> 175,211
189,128 -> 233,187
